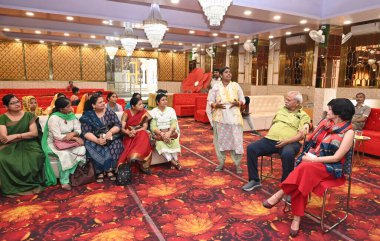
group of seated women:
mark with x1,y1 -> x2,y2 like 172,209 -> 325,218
0,92 -> 181,196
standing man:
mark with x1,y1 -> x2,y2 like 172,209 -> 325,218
206,69 -> 221,129
352,92 -> 371,130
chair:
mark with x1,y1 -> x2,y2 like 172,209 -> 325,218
283,147 -> 353,233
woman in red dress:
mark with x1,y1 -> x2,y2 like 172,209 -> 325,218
262,98 -> 355,237
117,97 -> 152,174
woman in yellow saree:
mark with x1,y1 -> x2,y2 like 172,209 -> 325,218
22,95 -> 45,116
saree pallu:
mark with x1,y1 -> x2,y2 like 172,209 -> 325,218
117,109 -> 152,169
0,112 -> 44,196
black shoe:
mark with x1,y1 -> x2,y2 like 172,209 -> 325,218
251,130 -> 262,136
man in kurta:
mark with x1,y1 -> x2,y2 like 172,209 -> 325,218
352,92 -> 371,130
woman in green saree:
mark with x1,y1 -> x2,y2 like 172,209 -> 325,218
0,94 -> 45,196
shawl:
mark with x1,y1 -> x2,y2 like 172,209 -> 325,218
76,93 -> 89,114
22,96 -> 44,116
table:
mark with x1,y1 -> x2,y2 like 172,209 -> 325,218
353,135 -> 371,166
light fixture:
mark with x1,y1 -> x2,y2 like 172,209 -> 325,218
171,0 -> 180,3
234,35 -> 239,39
140,48 -> 145,50
39,40 -> 44,44
158,48 -> 161,51
64,33 -> 70,36
15,38 -> 20,42
269,35 -> 274,39
343,20 -> 352,25
83,43 -> 88,46
66,16 -> 74,21
173,50 -> 177,52
197,44 -> 201,47
102,20 -> 113,25
26,12 -> 34,16
120,22 -> 138,57
105,37 -> 118,60
90,35 -> 96,39
244,10 -> 252,15
300,19 -> 307,24
189,30 -> 195,34
143,3 -> 168,48
233,41 -> 238,45
3,28 -> 10,32
212,33 -> 218,36
273,15 -> 281,20
35,30 -> 41,34
285,31 -> 291,35
198,0 -> 232,26
62,42 -> 67,45
222,44 -> 226,47
304,28 -> 310,32
178,42 -> 183,45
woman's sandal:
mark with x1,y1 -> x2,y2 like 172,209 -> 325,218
290,218 -> 301,237
106,171 -> 116,181
96,173 -> 104,183
263,193 -> 284,209
171,160 -> 182,170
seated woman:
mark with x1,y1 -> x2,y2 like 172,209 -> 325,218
106,92 -> 123,112
22,95 -> 44,116
150,93 -> 181,170
70,87 -> 80,106
262,98 -> 355,237
125,92 -> 141,110
117,97 -> 152,174
76,93 -> 90,114
0,94 -> 45,196
79,93 -> 124,182
42,97 -> 86,190
45,93 -> 66,115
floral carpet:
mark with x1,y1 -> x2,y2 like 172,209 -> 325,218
0,117 -> 379,240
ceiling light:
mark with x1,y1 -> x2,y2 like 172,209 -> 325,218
140,48 -> 145,50
201,48 -> 204,51
178,42 -> 183,45
90,35 -> 96,39
273,15 -> 281,20
25,12 -> 34,16
300,19 -> 307,24
173,50 -> 177,52
64,33 -> 70,36
304,28 -> 310,32
114,37 -> 120,41
343,20 -> 352,25
35,30 -> 41,34
62,42 -> 67,45
143,3 -> 168,48
244,10 -> 252,15
171,0 -> 180,3
197,44 -> 201,47
66,16 -> 74,21
233,41 -> 238,45
158,48 -> 161,51
105,37 -> 118,60
102,20 -> 109,25
269,35 -> 274,39
212,33 -> 218,36
234,35 -> 239,39
189,30 -> 195,34
198,0 -> 232,26
15,38 -> 20,42
84,43 -> 88,46
39,40 -> 44,44
121,23 -> 138,57
285,31 -> 291,35
222,44 -> 226,47
3,28 -> 10,32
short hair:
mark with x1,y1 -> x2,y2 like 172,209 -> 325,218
130,97 -> 141,107
213,68 -> 219,73
327,98 -> 355,121
53,97 -> 71,113
218,66 -> 230,75
155,93 -> 167,105
69,81 -> 73,84
2,94 -> 16,106
287,91 -> 303,104
84,93 -> 103,111
106,92 -> 117,101
356,92 -> 366,98
244,96 -> 250,105
72,87 -> 79,94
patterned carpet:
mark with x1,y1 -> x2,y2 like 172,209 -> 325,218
0,117 -> 379,240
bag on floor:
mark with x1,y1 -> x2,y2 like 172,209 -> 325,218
69,161 -> 96,186
116,164 -> 132,186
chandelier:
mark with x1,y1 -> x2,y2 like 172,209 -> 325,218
120,23 -> 138,57
105,37 -> 118,60
198,0 -> 232,26
143,3 -> 168,48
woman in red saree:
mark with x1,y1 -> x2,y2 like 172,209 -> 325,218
117,97 -> 152,174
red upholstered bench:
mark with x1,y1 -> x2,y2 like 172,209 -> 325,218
194,95 -> 209,123
361,108 -> 380,157
173,93 -> 199,117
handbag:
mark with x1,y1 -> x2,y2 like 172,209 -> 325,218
154,128 -> 178,141
69,161 -> 96,186
116,164 -> 132,186
53,139 -> 81,150
94,126 -> 121,145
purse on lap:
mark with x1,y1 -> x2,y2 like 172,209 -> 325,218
69,161 -> 96,186
53,139 -> 81,150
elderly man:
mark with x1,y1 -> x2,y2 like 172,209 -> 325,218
242,91 -> 311,191
352,92 -> 371,130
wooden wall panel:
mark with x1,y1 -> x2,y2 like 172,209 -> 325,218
25,43 -> 49,80
82,47 -> 105,81
158,52 -> 173,81
0,42 -> 24,80
173,52 -> 186,81
116,49 -> 158,58
52,46 -> 80,80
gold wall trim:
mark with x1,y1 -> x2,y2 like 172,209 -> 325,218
22,43 -> 27,80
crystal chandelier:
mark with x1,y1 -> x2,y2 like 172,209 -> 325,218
143,3 -> 168,48
120,23 -> 138,57
105,37 -> 118,60
198,0 -> 232,26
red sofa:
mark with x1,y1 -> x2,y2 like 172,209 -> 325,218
361,108 -> 380,157
194,95 -> 209,123
173,93 -> 207,117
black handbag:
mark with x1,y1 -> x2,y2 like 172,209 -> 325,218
116,164 -> 132,186
94,126 -> 121,145
69,161 -> 96,186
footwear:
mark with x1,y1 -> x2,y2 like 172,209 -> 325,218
61,184 -> 72,191
282,195 -> 291,203
140,168 -> 152,175
171,160 -> 182,170
106,171 -> 116,181
96,173 -> 104,183
215,164 -> 224,172
236,166 -> 243,174
263,193 -> 284,209
250,130 -> 262,136
242,180 -> 262,191
289,218 -> 301,237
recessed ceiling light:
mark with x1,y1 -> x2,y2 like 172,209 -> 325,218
222,44 -> 226,47
234,35 -> 239,39
343,20 -> 352,25
178,42 -> 183,45
201,48 -> 204,51
285,31 -> 291,35
64,33 -> 70,36
197,44 -> 201,47
114,37 -> 120,40
212,33 -> 218,37
273,15 -> 281,20
15,38 -> 20,42
192,43 -> 195,46
66,16 -> 74,21
25,12 -> 34,16
189,30 -> 195,34
39,40 -> 44,44
158,48 -> 161,51
102,20 -> 113,25
90,35 -> 96,39
233,41 -> 238,45
300,19 -> 307,24
3,28 -> 10,32
269,35 -> 274,39
83,43 -> 88,46
171,0 -> 180,4
244,10 -> 252,15
35,30 -> 41,34
173,50 -> 177,52
63,42 -> 67,45
304,28 -> 310,32
140,48 -> 145,50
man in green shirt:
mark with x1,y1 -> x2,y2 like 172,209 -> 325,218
243,91 -> 311,191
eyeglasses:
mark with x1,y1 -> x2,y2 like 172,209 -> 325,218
9,100 -> 20,105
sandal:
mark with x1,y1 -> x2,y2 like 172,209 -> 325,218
106,171 -> 116,181
171,160 -> 182,170
96,173 -> 104,183
61,184 -> 72,191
